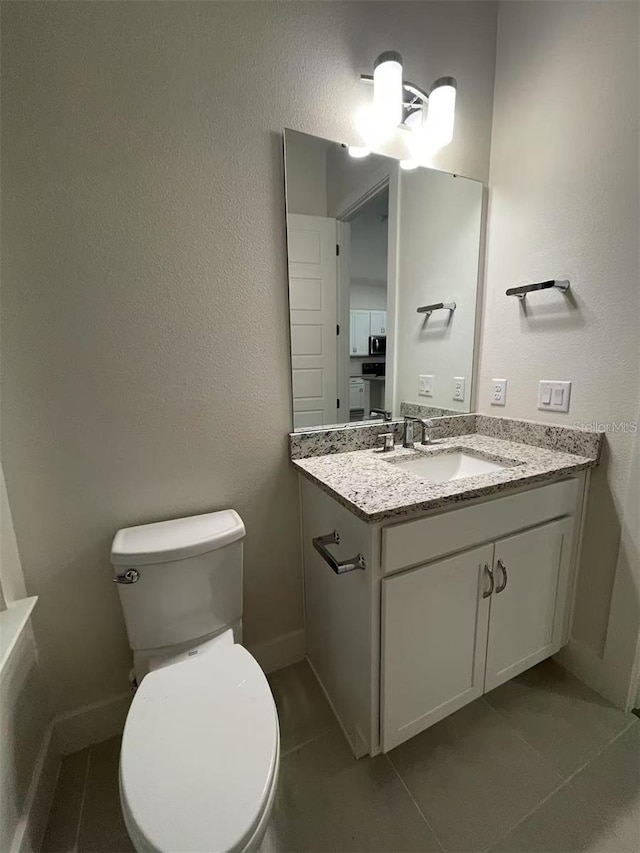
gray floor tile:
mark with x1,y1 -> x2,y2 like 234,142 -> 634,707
262,729 -> 442,852
77,833 -> 136,853
389,698 -> 563,853
490,783 -> 633,853
568,722 -> 640,851
485,659 -> 635,778
77,736 -> 127,849
267,660 -> 338,755
41,748 -> 90,853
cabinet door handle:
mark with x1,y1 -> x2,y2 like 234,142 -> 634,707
312,531 -> 366,574
496,559 -> 508,593
482,563 -> 494,598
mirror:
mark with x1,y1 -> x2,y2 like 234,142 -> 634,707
284,129 -> 484,430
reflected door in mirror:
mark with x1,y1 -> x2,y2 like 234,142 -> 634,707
288,214 -> 338,429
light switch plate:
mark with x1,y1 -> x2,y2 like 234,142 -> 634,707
538,380 -> 571,413
491,378 -> 507,406
419,374 -> 434,397
453,377 -> 465,402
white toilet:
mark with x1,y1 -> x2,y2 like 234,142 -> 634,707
111,510 -> 280,853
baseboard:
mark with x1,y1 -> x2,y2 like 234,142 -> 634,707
53,691 -> 133,755
11,725 -> 60,853
248,628 -> 305,675
51,633 -> 304,755
555,640 -> 617,706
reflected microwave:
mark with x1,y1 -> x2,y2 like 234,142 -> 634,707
369,335 -> 386,356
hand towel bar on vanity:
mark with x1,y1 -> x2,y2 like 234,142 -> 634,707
289,415 -> 601,757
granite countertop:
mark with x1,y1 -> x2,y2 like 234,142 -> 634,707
292,432 -> 598,523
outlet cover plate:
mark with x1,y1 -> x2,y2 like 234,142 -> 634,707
491,378 -> 507,406
419,374 -> 434,397
453,377 -> 465,402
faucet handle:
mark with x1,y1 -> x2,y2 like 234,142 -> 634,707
402,417 -> 415,448
420,418 -> 435,445
377,432 -> 395,453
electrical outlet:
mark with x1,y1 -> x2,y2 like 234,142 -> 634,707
538,380 -> 571,413
453,377 -> 465,402
491,378 -> 507,406
419,374 -> 434,397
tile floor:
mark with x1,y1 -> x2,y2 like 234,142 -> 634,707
42,658 -> 640,853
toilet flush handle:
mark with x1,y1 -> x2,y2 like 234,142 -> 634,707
114,569 -> 140,585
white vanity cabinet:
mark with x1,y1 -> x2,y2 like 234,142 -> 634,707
300,472 -> 587,757
382,515 -> 574,750
382,544 -> 492,749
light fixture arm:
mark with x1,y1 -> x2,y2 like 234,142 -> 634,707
360,74 -> 430,108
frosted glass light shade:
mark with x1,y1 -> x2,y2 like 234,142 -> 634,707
373,51 -> 403,130
426,77 -> 457,149
355,102 -> 393,147
348,146 -> 371,159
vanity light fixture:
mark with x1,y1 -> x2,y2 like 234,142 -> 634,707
373,51 -> 404,130
347,145 -> 372,159
350,54 -> 457,164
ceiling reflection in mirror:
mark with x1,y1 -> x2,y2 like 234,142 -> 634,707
284,129 -> 484,431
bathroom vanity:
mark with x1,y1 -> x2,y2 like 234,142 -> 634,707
282,127 -> 603,758
291,417 -> 601,757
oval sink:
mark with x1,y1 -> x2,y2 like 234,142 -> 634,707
394,451 -> 507,483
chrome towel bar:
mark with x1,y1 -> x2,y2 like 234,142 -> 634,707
506,279 -> 570,299
417,301 -> 456,316
312,531 -> 366,574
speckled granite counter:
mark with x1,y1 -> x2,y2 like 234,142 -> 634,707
292,431 -> 599,523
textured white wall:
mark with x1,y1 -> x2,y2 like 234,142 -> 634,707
481,1 -> 639,703
350,199 -> 389,290
395,169 -> 483,412
350,283 -> 387,312
0,1 -> 498,719
283,131 -> 329,216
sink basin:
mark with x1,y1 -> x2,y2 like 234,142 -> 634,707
393,450 -> 507,483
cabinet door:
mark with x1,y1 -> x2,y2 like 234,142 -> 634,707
350,310 -> 371,355
382,544 -> 493,751
349,380 -> 362,409
484,517 -> 574,692
369,310 -> 387,336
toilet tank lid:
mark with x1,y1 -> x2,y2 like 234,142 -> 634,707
111,510 -> 245,566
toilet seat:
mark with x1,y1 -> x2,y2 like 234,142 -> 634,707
120,640 -> 279,853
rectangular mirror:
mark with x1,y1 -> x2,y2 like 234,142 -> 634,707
284,129 -> 484,430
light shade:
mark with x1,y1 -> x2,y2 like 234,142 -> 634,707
373,51 -> 403,130
425,76 -> 457,149
348,145 -> 371,159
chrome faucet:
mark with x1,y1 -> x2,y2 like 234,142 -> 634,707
421,418 -> 435,445
403,417 -> 435,447
370,408 -> 392,422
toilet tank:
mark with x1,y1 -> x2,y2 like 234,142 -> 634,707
111,510 -> 245,652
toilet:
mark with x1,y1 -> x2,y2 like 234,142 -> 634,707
111,510 -> 279,853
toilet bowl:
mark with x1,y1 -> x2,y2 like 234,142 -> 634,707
111,510 -> 280,853
120,631 -> 279,853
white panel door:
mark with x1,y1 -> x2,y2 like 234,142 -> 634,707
484,517 -> 574,692
382,544 -> 493,751
370,311 -> 387,336
350,310 -> 371,355
288,214 -> 338,428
